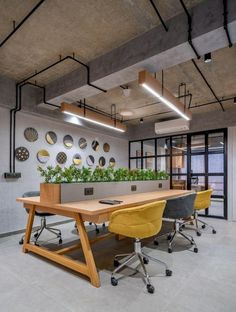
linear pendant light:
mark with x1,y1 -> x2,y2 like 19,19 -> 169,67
60,102 -> 126,132
139,70 -> 192,121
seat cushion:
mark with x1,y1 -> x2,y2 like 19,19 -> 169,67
108,201 -> 166,239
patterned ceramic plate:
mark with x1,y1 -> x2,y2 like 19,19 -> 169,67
92,140 -> 99,151
56,152 -> 67,164
86,155 -> 95,167
24,127 -> 38,142
45,131 -> 57,145
37,150 -> 50,164
79,138 -> 87,149
63,135 -> 73,149
73,153 -> 82,166
15,147 -> 30,161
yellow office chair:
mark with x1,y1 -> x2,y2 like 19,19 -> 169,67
193,189 -> 216,236
108,200 -> 172,294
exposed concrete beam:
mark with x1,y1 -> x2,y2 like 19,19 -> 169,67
44,0 -> 236,105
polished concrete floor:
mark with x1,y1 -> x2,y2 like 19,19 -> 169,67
0,218 -> 236,312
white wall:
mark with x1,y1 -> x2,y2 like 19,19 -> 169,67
228,127 -> 236,221
0,107 -> 128,235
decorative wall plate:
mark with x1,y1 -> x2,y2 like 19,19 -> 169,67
99,156 -> 106,167
15,147 -> 29,161
79,138 -> 87,149
92,140 -> 99,151
63,135 -> 73,149
45,131 -> 57,145
37,150 -> 50,164
103,143 -> 110,153
24,127 -> 38,142
56,152 -> 67,164
109,157 -> 116,167
86,155 -> 95,167
73,153 -> 82,166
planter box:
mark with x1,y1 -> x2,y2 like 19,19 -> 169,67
40,180 -> 170,204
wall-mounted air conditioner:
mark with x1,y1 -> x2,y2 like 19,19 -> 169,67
155,119 -> 190,135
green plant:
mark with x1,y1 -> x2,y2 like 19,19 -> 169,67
38,166 -> 169,183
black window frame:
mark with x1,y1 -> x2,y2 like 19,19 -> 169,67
129,128 -> 228,220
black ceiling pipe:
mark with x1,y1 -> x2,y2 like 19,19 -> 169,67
223,0 -> 233,47
189,95 -> 236,109
124,93 -> 235,123
179,0 -> 200,59
191,59 -> 225,112
9,54 -> 107,172
149,0 -> 168,32
0,0 -> 46,48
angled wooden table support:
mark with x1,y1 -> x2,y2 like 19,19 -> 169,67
17,189 -> 191,288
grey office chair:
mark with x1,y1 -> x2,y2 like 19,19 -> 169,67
154,193 -> 198,253
19,191 -> 62,245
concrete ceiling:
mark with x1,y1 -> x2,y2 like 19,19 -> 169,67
0,0 -> 203,83
84,45 -> 236,124
1,0 -> 236,128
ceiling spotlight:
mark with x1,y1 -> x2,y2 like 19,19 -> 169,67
123,88 -> 131,97
140,118 -> 144,124
234,97 -> 236,104
204,53 -> 212,63
119,109 -> 134,117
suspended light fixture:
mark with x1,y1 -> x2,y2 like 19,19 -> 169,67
204,53 -> 212,63
139,70 -> 192,121
61,102 -> 126,132
234,97 -> 236,104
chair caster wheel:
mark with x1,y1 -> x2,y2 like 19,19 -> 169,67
59,238 -> 62,244
181,224 -> 185,228
113,259 -> 120,267
166,269 -> 172,276
197,232 -> 201,236
19,239 -> 24,245
179,228 -> 183,232
147,284 -> 155,294
143,257 -> 149,265
194,247 -> 198,253
111,277 -> 118,286
167,234 -> 172,240
168,247 -> 172,253
102,223 -> 106,227
153,240 -> 159,246
202,225 -> 206,229
96,228 -> 99,234
34,233 -> 39,238
212,229 -> 216,234
89,222 -> 92,225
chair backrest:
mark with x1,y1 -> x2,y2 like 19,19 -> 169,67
108,200 -> 166,239
194,189 -> 213,210
163,193 -> 196,219
23,191 -> 40,198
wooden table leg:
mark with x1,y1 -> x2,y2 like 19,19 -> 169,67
74,213 -> 100,288
23,205 -> 35,253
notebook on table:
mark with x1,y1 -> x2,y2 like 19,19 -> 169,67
99,199 -> 123,205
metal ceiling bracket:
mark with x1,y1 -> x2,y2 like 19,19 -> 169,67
191,59 -> 225,112
0,0 -> 46,48
149,0 -> 168,32
179,0 -> 200,59
223,0 -> 233,48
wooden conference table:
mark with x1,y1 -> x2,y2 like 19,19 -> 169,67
17,189 -> 191,288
